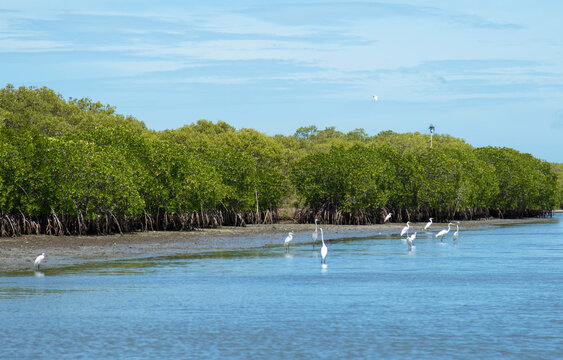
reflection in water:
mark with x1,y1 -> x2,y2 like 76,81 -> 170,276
33,271 -> 45,277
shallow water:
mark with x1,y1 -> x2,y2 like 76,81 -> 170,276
2,216 -> 562,359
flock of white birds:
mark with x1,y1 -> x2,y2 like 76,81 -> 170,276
32,216 -> 461,270
285,215 -> 461,265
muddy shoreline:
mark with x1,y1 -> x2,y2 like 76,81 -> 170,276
0,217 -> 558,272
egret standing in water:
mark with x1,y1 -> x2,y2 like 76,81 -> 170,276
34,253 -> 45,269
284,232 -> 295,251
400,221 -> 410,236
384,213 -> 392,223
424,218 -> 433,231
406,232 -> 416,251
435,223 -> 453,242
320,228 -> 328,264
311,219 -> 319,247
453,223 -> 460,241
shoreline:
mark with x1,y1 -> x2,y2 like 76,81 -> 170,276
0,217 -> 559,273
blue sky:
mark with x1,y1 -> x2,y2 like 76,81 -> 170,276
2,1 -> 563,162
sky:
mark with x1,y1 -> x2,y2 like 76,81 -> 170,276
1,0 -> 563,162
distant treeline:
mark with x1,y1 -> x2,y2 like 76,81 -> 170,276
0,85 -> 560,236
551,163 -> 563,208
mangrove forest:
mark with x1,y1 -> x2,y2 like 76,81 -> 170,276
0,85 -> 560,236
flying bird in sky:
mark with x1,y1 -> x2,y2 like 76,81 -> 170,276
372,95 -> 378,101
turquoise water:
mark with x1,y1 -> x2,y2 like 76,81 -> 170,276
2,216 -> 562,359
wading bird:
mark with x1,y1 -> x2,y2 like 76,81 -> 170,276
424,218 -> 433,231
435,223 -> 453,242
312,219 -> 319,247
400,221 -> 410,236
407,232 -> 416,251
384,213 -> 392,223
284,232 -> 295,251
34,253 -> 45,269
320,228 -> 327,264
453,223 -> 459,241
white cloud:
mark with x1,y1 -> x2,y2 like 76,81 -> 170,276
2,1 -> 563,107
0,38 -> 69,52
193,13 -> 323,37
87,60 -> 199,75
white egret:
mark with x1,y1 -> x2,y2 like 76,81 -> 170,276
435,222 -> 453,242
312,219 -> 319,247
284,232 -> 295,251
424,218 -> 433,231
400,221 -> 410,236
384,213 -> 392,223
34,253 -> 45,269
406,232 -> 417,250
372,94 -> 378,101
453,223 -> 459,241
320,228 -> 328,264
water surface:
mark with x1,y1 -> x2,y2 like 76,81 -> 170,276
2,216 -> 562,359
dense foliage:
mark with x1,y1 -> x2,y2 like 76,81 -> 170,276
0,85 -> 560,236
550,163 -> 563,208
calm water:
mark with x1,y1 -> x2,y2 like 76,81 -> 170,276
2,216 -> 562,359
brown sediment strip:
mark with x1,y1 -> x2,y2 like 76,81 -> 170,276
0,218 -> 557,272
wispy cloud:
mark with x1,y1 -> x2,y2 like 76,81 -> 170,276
0,38 -> 69,52
87,60 -> 199,76
2,2 -> 562,119
448,14 -> 522,30
193,13 -> 324,37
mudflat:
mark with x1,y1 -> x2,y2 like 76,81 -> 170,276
0,217 -> 556,272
